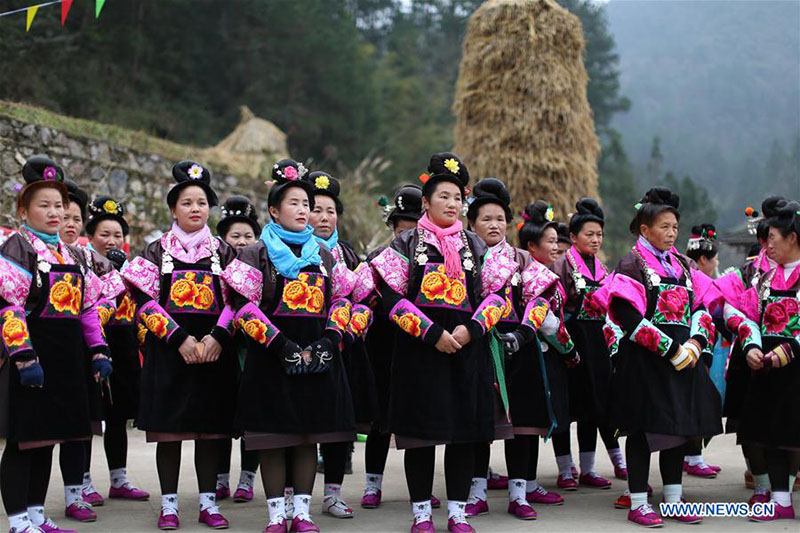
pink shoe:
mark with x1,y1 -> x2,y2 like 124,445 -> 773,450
82,488 -> 105,506
507,500 -> 538,520
64,502 -> 97,522
215,486 -> 230,501
628,504 -> 663,527
39,518 -> 77,533
614,465 -> 628,480
464,499 -> 488,517
682,461 -> 717,478
360,490 -> 382,508
749,501 -> 795,521
233,486 -> 254,503
571,465 -> 579,478
614,492 -> 632,509
526,486 -> 564,505
109,484 -> 150,500
748,492 -> 771,506
289,517 -> 320,532
447,517 -> 475,533
264,518 -> 288,533
199,509 -> 229,529
487,471 -> 508,490
579,472 -> 612,489
708,464 -> 722,473
410,517 -> 435,533
158,511 -> 180,530
557,474 -> 578,491
431,495 -> 442,509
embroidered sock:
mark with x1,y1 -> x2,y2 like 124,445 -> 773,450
238,470 -> 256,489
216,473 -> 230,489
284,487 -> 295,518
161,494 -> 179,516
27,506 -> 45,527
630,492 -> 648,511
686,455 -> 703,467
266,496 -> 286,525
199,492 -> 218,513
8,512 -> 31,532
64,485 -> 83,507
365,473 -> 383,494
467,477 -> 487,503
447,500 -> 467,520
323,483 -> 341,497
772,491 -> 791,507
508,479 -> 527,502
293,494 -> 311,521
81,472 -> 93,492
579,451 -> 596,474
607,447 -> 626,468
411,500 -> 432,522
663,484 -> 682,503
753,473 -> 771,492
526,479 -> 540,493
555,454 -> 574,477
110,467 -> 128,489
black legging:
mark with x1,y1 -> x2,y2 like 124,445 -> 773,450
217,439 -> 260,477
321,441 -> 348,485
1,443 -> 54,515
405,443 -> 473,503
259,445 -> 316,498
506,436 -> 539,481
764,447 -> 800,492
364,430 -> 391,475
156,439 -> 221,494
684,438 -> 703,457
552,423 -> 618,456
472,442 -> 490,478
626,432 -> 683,494
58,441 -> 86,487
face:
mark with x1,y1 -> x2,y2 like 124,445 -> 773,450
471,204 -> 507,247
393,218 -> 417,237
422,182 -> 462,227
640,211 -> 678,252
19,188 -> 65,235
571,221 -> 604,256
696,254 -> 719,277
224,222 -> 257,249
170,186 -> 209,233
556,240 -> 570,258
309,195 -> 338,239
767,226 -> 800,265
61,202 -> 84,244
89,220 -> 125,256
528,226 -> 559,266
268,187 -> 310,232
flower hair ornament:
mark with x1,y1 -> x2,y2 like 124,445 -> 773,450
376,196 -> 393,222
745,205 -> 763,236
687,225 -> 717,251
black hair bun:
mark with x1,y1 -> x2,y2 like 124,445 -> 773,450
774,200 -> 800,221
427,152 -> 469,187
271,159 -> 308,184
22,154 -> 64,184
523,200 -> 554,225
640,187 -> 679,209
472,178 -> 509,206
575,197 -> 604,221
762,196 -> 787,219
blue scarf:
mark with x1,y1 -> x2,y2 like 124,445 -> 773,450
261,222 -> 321,279
638,235 -> 680,279
314,227 -> 339,252
24,223 -> 60,245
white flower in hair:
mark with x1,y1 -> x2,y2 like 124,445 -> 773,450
187,164 -> 204,180
297,163 -> 308,177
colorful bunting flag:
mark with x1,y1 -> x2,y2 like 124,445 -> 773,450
62,0 -> 73,25
96,0 -> 106,19
25,5 -> 39,32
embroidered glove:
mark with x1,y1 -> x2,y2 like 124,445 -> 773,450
762,343 -> 794,369
17,360 -> 44,387
307,336 -> 336,374
499,332 -> 522,354
107,249 -> 127,271
91,356 -> 113,379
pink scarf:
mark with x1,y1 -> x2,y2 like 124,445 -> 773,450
166,222 -> 213,263
417,213 -> 464,278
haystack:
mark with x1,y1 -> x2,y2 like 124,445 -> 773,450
453,0 -> 600,223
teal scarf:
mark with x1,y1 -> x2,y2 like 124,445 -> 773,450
24,223 -> 60,245
314,227 -> 339,252
260,222 -> 321,279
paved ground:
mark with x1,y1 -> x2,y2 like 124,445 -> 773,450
1,431 -> 797,532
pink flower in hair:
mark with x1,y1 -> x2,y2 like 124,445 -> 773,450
284,166 -> 298,180
43,166 -> 57,181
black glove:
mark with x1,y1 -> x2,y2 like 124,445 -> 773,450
499,332 -> 523,354
18,361 -> 44,387
306,336 -> 335,374
277,336 -> 331,376
106,248 -> 128,271
92,357 -> 113,379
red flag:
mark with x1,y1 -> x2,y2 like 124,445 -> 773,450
62,0 -> 73,26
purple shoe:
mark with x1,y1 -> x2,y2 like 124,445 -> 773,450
39,518 -> 77,533
748,492 -> 770,506
708,464 -> 722,473
579,472 -> 612,489
628,504 -> 663,527
431,495 -> 442,509
233,486 -> 254,503
557,474 -> 579,491
360,490 -> 382,509
749,502 -> 795,522
526,486 -> 564,505
264,518 -> 288,533
447,517 -> 475,533
199,509 -> 229,529
614,465 -> 628,480
464,499 -> 488,517
571,465 -> 579,478
289,517 -> 320,532
109,484 -> 150,501
487,471 -> 508,490
508,500 -> 538,520
64,502 -> 97,522
82,488 -> 105,506
158,511 -> 180,530
410,517 -> 435,533
215,486 -> 230,501
682,461 -> 717,478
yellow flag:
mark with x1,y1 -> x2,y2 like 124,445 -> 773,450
26,5 -> 39,32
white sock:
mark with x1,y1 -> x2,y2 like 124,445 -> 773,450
81,472 -> 94,492
630,491 -> 648,511
508,479 -> 527,502
607,447 -> 625,468
663,484 -> 682,503
238,470 -> 256,489
447,500 -> 467,520
526,479 -> 540,493
216,473 -> 230,489
266,496 -> 286,525
64,485 -> 83,507
411,500 -> 432,522
284,487 -> 295,518
365,473 -> 383,494
579,451 -> 596,474
293,494 -> 311,521
753,473 -> 771,493
772,491 -> 791,507
8,511 -> 31,532
555,454 -> 574,477
27,506 -> 45,527
686,455 -> 703,467
467,477 -> 487,503
162,494 -> 179,516
110,467 -> 128,489
323,483 -> 342,498
199,492 -> 218,513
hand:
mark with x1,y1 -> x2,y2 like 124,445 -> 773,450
434,330 -> 462,354
17,360 -> 44,387
499,332 -> 521,354
200,335 -> 222,362
92,357 -> 113,382
746,348 -> 764,370
451,324 -> 472,347
179,336 -> 199,364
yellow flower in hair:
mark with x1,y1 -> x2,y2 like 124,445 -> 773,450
103,200 -> 118,214
443,158 -> 460,175
545,206 -> 554,222
315,175 -> 330,190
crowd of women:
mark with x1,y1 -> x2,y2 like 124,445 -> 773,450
0,152 -> 797,533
